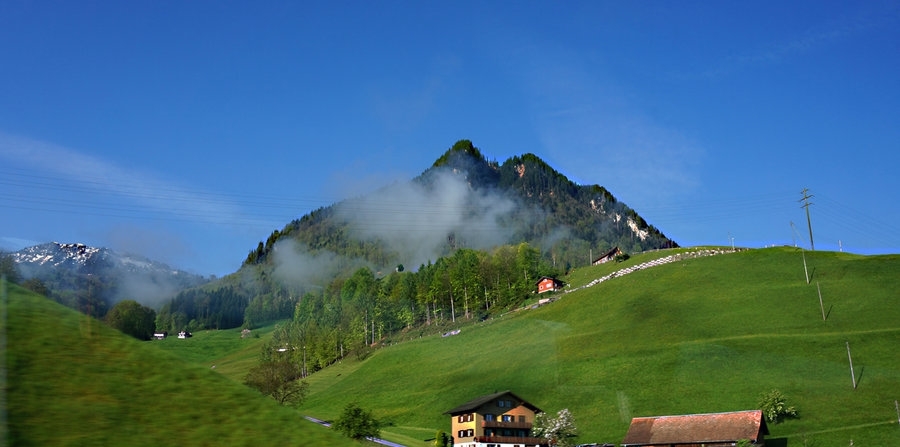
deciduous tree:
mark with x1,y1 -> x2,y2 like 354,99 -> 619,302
0,253 -> 20,284
105,299 -> 156,340
758,389 -> 798,423
243,359 -> 309,407
533,408 -> 578,447
333,402 -> 380,440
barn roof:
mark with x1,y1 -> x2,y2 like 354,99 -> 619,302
595,246 -> 621,260
622,410 -> 768,446
444,390 -> 542,415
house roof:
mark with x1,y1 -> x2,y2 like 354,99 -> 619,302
621,410 -> 768,446
594,246 -> 621,262
444,390 -> 542,415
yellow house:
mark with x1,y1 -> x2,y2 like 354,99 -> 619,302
444,390 -> 545,447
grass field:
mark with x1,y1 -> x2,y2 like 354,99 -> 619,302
151,320 -> 283,382
2,282 -> 358,446
296,247 -> 900,446
6,246 -> 899,446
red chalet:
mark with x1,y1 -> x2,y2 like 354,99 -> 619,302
536,276 -> 565,294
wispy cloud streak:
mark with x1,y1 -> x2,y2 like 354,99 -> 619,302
0,133 -> 265,228
696,4 -> 900,79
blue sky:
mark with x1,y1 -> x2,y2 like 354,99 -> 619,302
1,1 -> 898,276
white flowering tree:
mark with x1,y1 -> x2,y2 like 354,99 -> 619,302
533,408 -> 578,447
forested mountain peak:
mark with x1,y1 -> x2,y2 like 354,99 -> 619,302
423,139 -> 501,189
158,140 -> 676,335
431,139 -> 488,168
247,139 -> 675,272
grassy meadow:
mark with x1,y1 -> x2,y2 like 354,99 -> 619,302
5,246 -> 899,446
296,247 -> 900,446
2,283 -> 357,447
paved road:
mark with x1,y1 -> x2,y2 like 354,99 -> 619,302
303,416 -> 407,447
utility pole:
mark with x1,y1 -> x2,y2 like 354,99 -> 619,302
800,188 -> 815,250
817,282 -> 826,321
846,341 -> 858,389
802,249 -> 810,284
895,400 -> 900,426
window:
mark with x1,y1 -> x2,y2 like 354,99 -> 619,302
458,415 -> 464,423
467,429 -> 474,437
519,415 -> 525,422
497,400 -> 506,408
502,415 -> 514,422
467,413 -> 474,422
484,414 -> 495,421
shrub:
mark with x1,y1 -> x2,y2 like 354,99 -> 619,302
333,402 -> 380,440
758,389 -> 798,423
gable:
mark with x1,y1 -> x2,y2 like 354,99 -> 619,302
445,390 -> 542,416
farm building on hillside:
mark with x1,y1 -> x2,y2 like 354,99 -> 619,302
593,247 -> 623,265
536,276 -> 565,294
621,410 -> 769,446
444,390 -> 545,447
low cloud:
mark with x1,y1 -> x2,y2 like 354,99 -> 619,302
271,238 -> 368,291
271,166 -> 536,285
333,168 -> 525,268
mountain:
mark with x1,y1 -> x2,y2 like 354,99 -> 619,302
252,140 -> 675,272
10,241 -> 209,316
157,140 -> 677,333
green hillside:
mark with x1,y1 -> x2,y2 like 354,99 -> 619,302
1,282 -> 357,447
297,247 -> 900,446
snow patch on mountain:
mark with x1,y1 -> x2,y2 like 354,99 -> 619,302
10,242 -> 208,308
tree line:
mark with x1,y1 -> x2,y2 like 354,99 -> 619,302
257,242 -> 558,374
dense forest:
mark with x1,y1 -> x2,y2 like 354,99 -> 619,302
259,242 -> 557,373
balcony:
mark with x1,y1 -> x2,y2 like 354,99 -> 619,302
475,435 -> 545,445
482,420 -> 533,430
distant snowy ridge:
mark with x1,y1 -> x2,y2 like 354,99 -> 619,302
13,242 -> 101,268
10,242 -> 208,308
13,242 -> 184,275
